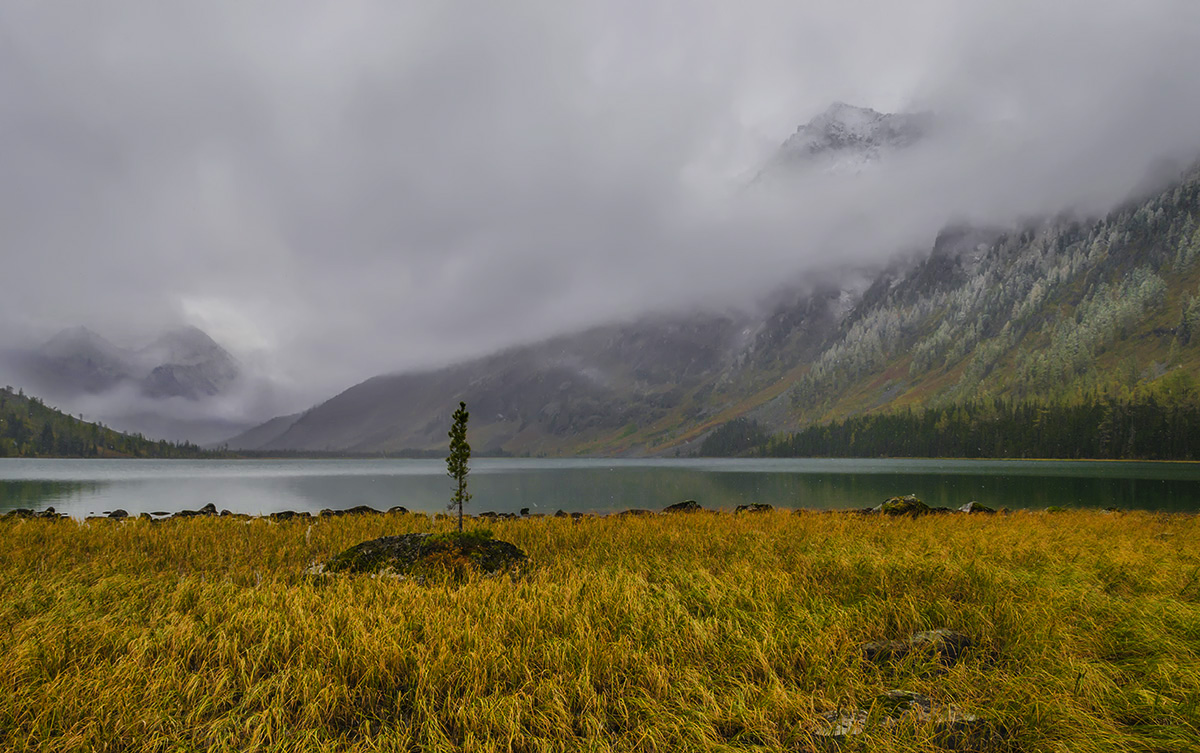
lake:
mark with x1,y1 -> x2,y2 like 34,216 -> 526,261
1,457 -> 1198,518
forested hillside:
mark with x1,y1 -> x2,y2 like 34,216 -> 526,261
0,386 -> 223,458
228,163 -> 1200,460
783,169 -> 1200,419
688,166 -> 1200,459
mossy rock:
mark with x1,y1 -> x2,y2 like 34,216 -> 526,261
320,530 -> 527,578
876,495 -> 931,516
860,629 -> 973,666
735,503 -> 774,513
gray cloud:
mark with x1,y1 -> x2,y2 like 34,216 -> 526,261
2,0 -> 1199,412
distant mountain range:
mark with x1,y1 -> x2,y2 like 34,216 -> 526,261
2,325 -> 252,444
222,103 -> 1200,457
21,325 -> 240,401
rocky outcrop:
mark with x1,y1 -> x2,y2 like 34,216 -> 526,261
735,503 -> 774,513
874,495 -> 934,516
3,507 -> 67,520
663,500 -> 703,513
318,505 -> 386,517
173,503 -> 218,518
814,690 -> 1002,750
269,510 -> 311,521
959,501 -> 995,514
860,629 -> 973,666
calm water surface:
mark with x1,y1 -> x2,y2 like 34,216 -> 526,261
1,458 -> 1198,517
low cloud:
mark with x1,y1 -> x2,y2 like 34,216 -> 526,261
1,0 -> 1198,409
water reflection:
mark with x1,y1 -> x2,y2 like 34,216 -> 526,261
2,458 -> 1198,518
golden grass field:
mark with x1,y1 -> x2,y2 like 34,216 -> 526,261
1,510 -> 1198,752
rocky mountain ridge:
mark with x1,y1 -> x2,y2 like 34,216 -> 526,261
219,95 -> 1200,456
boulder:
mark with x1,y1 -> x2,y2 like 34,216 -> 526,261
874,495 -> 931,516
270,510 -> 310,521
174,503 -> 218,518
319,531 -> 526,579
553,510 -> 569,518
319,505 -> 382,517
814,690 -> 1001,750
520,507 -> 530,517
663,499 -> 703,513
387,506 -> 409,515
958,501 -> 995,514
735,503 -> 774,513
107,509 -> 129,520
860,629 -> 972,666
14,506 -> 69,520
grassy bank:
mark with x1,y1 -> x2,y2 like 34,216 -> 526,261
1,511 -> 1198,752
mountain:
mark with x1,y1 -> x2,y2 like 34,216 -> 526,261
228,314 -> 756,453
21,327 -> 136,395
11,325 -> 240,401
760,101 -> 933,177
231,110 -> 1200,458
137,327 -> 240,400
0,386 -> 223,458
2,325 -> 250,444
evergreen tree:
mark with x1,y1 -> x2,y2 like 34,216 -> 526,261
446,401 -> 472,532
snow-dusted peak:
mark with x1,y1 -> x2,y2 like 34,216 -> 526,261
139,326 -> 233,368
770,102 -> 933,174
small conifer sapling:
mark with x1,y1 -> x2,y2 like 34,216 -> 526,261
446,401 -> 471,532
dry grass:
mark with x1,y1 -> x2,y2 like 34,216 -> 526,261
1,510 -> 1199,752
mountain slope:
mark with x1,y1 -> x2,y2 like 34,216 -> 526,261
240,314 -> 753,454
229,96 -> 1200,458
0,386 -> 223,458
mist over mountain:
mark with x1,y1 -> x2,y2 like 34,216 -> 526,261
230,158 -> 1200,455
0,326 -> 287,444
1,0 -> 1198,407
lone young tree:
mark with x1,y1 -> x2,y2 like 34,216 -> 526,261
446,401 -> 471,532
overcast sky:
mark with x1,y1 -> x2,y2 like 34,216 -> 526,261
2,0 -> 1199,410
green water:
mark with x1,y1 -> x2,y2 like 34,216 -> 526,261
0,457 -> 1197,517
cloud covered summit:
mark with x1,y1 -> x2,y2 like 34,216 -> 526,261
2,0 -> 1199,411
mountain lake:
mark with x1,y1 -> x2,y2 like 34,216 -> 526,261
1,457 -> 1198,518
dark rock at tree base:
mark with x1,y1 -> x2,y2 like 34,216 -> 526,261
814,690 -> 1002,750
958,501 -> 995,514
860,629 -> 973,666
663,499 -> 703,513
735,503 -> 774,513
320,531 -> 527,578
